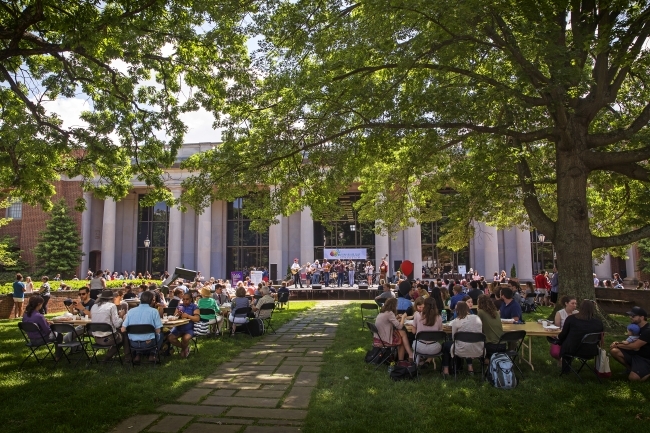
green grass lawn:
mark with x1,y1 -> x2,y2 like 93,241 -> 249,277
303,303 -> 650,433
0,301 -> 314,433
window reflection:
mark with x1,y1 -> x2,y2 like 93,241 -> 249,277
226,196 -> 269,276
136,195 -> 169,277
421,219 -> 469,278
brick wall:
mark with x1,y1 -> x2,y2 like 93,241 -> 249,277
0,180 -> 84,274
1,291 -> 77,319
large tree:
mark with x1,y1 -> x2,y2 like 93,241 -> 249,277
181,0 -> 650,302
0,0 -> 249,208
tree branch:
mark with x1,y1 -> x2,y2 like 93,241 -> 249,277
604,163 -> 650,182
587,102 -> 650,148
582,147 -> 650,170
593,224 -> 650,248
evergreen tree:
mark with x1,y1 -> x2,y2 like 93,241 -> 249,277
34,200 -> 83,277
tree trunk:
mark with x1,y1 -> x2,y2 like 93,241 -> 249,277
554,123 -> 595,303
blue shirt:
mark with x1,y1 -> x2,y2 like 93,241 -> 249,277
13,281 -> 25,299
174,303 -> 199,334
449,293 -> 465,310
123,304 -> 162,341
396,297 -> 412,312
500,300 -> 523,320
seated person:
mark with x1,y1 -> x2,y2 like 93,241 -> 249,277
113,290 -> 129,318
167,288 -> 183,309
554,296 -> 578,329
411,297 -> 443,365
556,299 -> 603,373
499,287 -> 522,322
277,282 -> 290,294
168,293 -> 200,358
123,284 -> 137,300
197,287 -> 221,334
442,301 -> 484,377
212,284 -> 230,305
122,291 -> 163,364
374,283 -> 395,305
449,285 -> 465,310
467,280 -> 483,304
396,292 -> 413,316
72,287 -> 95,318
252,287 -> 275,319
610,306 -> 650,381
372,298 -> 413,361
453,295 -> 475,319
229,286 -> 252,334
90,290 -> 127,361
22,295 -> 66,361
477,294 -> 504,359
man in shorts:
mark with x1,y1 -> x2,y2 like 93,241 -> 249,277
610,306 -> 650,381
534,270 -> 549,306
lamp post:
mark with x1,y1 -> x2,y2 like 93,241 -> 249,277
144,236 -> 150,276
538,233 -> 545,272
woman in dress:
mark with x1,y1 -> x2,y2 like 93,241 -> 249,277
365,261 -> 374,286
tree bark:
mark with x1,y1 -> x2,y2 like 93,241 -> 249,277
553,120 -> 595,302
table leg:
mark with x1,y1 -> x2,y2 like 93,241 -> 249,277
520,335 -> 534,371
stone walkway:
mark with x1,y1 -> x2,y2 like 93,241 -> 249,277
111,301 -> 348,433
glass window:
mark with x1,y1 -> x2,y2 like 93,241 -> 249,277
136,195 -> 169,277
226,196 -> 270,276
421,219 -> 469,278
6,199 -> 22,219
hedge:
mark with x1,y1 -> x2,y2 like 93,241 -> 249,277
0,279 -> 160,295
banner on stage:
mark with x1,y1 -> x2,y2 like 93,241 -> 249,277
231,271 -> 243,285
324,248 -> 367,260
250,271 -> 264,285
458,265 -> 467,275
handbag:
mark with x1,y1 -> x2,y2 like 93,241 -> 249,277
194,320 -> 210,336
595,348 -> 612,378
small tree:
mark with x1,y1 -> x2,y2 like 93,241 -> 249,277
34,200 -> 83,277
510,264 -> 517,279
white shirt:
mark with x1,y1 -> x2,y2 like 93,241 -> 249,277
365,265 -> 374,274
593,277 -> 599,287
291,262 -> 301,271
90,302 -> 123,337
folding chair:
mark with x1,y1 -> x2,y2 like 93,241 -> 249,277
231,307 -> 253,337
162,307 -> 177,317
50,323 -> 90,367
360,303 -> 379,331
257,303 -> 276,334
276,292 -> 290,309
366,321 -> 398,371
560,332 -> 602,383
126,324 -> 162,366
17,322 -> 57,367
85,323 -> 124,365
413,331 -> 446,379
495,330 -> 527,379
452,332 -> 486,380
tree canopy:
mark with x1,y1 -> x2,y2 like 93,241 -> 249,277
0,0 -> 249,209
181,0 -> 650,298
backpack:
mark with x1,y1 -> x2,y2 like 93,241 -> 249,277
246,318 -> 265,337
390,361 -> 417,381
364,347 -> 392,365
488,353 -> 517,389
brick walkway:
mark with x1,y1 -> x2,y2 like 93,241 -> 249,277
110,301 -> 347,433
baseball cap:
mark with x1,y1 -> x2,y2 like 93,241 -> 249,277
626,306 -> 648,318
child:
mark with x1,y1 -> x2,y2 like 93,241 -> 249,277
624,324 -> 641,344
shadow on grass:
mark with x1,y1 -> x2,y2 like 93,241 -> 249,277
0,301 -> 315,433
303,303 -> 650,433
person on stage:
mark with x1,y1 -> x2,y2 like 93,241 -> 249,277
379,256 -> 389,285
348,260 -> 356,287
291,258 -> 303,288
365,261 -> 374,287
322,259 -> 331,287
312,260 -> 321,285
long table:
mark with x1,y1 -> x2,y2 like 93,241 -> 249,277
404,321 -> 561,371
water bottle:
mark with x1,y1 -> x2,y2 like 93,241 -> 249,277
441,309 -> 447,323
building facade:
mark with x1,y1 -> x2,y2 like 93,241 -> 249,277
0,143 -> 642,283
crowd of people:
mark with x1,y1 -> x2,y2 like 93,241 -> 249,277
371,277 -> 650,382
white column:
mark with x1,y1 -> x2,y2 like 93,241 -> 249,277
269,216 -> 286,283
196,203 -> 212,278
594,254 -> 611,280
167,187 -> 182,272
101,197 -> 116,273
515,228 -> 534,281
405,221 -> 422,279
211,200 -> 226,279
81,191 -> 93,275
300,206 -> 314,262
474,221 -> 499,277
625,246 -> 638,283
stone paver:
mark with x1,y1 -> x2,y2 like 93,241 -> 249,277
110,414 -> 159,433
149,415 -> 193,432
147,301 -> 346,433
